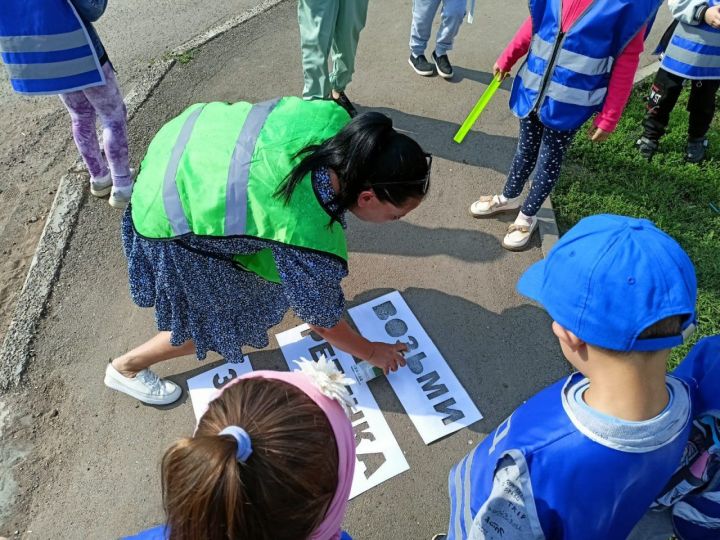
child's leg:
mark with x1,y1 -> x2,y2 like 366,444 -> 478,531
410,0 -> 442,57
434,0 -> 465,56
641,68 -> 685,141
329,0 -> 370,93
58,91 -> 109,182
687,79 -> 720,140
519,123 -> 577,217
298,0 -> 339,99
502,113 -> 545,200
82,62 -> 131,188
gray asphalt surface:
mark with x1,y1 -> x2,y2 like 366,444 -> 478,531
0,0 -> 671,538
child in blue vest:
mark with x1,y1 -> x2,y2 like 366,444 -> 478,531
440,214 -> 705,539
637,0 -> 720,163
0,0 -> 132,208
468,0 -> 661,251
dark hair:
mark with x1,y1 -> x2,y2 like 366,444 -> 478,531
276,112 -> 430,224
161,378 -> 338,540
596,315 -> 686,356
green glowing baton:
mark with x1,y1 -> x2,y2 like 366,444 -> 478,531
453,73 -> 502,144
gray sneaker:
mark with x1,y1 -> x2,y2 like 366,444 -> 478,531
635,136 -> 659,161
685,137 -> 708,164
90,173 -> 113,197
104,363 -> 181,405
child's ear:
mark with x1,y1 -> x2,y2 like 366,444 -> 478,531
356,189 -> 376,207
552,321 -> 586,352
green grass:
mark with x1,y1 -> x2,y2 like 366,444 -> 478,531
552,81 -> 720,367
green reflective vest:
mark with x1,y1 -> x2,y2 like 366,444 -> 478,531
131,97 -> 350,283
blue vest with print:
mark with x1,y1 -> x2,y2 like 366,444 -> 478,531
661,0 -> 720,80
447,373 -> 692,540
0,0 -> 105,95
510,0 -> 662,131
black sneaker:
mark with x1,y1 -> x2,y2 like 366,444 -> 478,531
635,136 -> 659,161
432,50 -> 453,79
332,91 -> 357,118
408,53 -> 435,76
685,137 -> 708,163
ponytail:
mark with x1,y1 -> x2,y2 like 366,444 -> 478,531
161,379 -> 338,540
277,111 -> 430,224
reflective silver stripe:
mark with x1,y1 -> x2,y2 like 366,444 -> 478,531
675,23 -> 720,46
519,65 -> 543,92
462,449 -> 477,533
225,98 -> 281,236
556,48 -> 613,76
665,42 -> 720,68
452,454 -> 469,540
530,34 -> 555,61
163,105 -> 206,237
546,80 -> 607,106
0,30 -> 88,53
3,55 -> 98,80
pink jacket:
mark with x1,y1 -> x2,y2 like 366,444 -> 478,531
497,0 -> 646,132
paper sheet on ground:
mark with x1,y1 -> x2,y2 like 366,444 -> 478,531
187,357 -> 254,421
276,324 -> 409,499
349,291 -> 483,444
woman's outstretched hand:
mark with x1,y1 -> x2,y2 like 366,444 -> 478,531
368,341 -> 408,375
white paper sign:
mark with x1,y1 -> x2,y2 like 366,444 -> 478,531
349,291 -> 483,444
276,324 -> 409,499
187,358 -> 254,421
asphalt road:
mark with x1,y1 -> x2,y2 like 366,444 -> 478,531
0,0 -> 671,538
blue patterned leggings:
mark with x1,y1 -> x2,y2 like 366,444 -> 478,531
502,113 -> 577,217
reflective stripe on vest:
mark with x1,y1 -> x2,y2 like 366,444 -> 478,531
662,16 -> 720,80
0,0 -> 104,95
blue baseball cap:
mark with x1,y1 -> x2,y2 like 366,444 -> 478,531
517,214 -> 697,352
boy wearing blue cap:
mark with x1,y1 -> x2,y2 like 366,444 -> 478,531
440,214 -> 704,539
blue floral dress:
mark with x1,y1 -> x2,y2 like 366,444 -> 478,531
121,168 -> 348,363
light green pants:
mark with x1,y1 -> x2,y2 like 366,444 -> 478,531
298,0 -> 370,99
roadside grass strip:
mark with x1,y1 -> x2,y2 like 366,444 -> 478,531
553,82 -> 720,368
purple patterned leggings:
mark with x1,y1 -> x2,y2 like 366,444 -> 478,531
59,61 -> 131,187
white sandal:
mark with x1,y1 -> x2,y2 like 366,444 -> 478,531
469,195 -> 521,217
502,217 -> 538,251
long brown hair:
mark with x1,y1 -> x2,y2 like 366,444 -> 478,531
161,378 -> 339,540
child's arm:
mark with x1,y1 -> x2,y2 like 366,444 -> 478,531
668,0 -> 712,25
591,25 -> 646,135
496,17 -> 533,73
69,0 -> 108,22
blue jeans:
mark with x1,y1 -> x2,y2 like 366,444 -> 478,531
409,0 -> 465,57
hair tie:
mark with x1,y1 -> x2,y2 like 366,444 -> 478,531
219,425 -> 253,462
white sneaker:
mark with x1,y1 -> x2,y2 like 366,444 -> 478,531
90,172 -> 112,197
104,363 -> 181,405
108,185 -> 133,209
469,194 -> 521,217
502,215 -> 538,251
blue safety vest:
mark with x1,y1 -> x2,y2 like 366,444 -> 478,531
0,0 -> 105,95
447,372 -> 692,539
510,0 -> 662,131
661,0 -> 720,80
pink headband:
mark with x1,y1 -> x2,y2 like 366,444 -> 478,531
203,370 -> 355,540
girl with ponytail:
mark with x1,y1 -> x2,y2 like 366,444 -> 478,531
106,98 -> 431,407
123,360 -> 356,540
